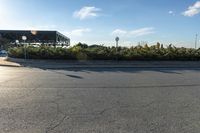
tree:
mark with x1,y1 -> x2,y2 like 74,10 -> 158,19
0,38 -> 10,50
76,42 -> 88,48
156,42 -> 161,49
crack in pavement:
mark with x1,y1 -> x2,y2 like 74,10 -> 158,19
45,107 -> 113,133
46,114 -> 69,133
44,89 -> 115,133
45,89 -> 70,133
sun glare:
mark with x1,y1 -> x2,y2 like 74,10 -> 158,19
0,0 -> 7,16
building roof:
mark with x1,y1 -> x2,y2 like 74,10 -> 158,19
0,30 -> 70,45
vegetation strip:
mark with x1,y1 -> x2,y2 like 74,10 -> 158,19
8,43 -> 200,61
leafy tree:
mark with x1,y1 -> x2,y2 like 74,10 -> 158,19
0,38 -> 10,50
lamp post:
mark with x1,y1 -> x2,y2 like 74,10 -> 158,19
115,37 -> 119,60
195,34 -> 198,49
15,40 -> 19,47
22,36 -> 27,60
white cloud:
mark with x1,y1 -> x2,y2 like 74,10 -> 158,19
112,27 -> 155,37
169,11 -> 173,14
182,1 -> 200,17
73,6 -> 101,20
168,11 -> 175,16
130,27 -> 155,37
111,29 -> 127,36
66,28 -> 91,36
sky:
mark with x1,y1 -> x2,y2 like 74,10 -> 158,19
0,0 -> 200,47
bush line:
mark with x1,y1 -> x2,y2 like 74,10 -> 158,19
8,43 -> 200,61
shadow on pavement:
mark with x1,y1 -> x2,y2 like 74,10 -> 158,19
18,65 -> 200,75
60,67 -> 200,74
5,58 -> 200,74
66,74 -> 83,79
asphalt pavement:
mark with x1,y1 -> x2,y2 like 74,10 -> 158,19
1,66 -> 200,133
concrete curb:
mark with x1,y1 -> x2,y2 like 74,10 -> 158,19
0,64 -> 21,67
5,57 -> 200,69
0,57 -> 21,67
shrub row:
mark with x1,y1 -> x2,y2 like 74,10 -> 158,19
8,43 -> 200,61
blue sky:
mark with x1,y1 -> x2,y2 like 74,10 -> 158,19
0,0 -> 200,47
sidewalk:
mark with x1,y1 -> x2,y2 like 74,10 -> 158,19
0,57 -> 21,67
4,57 -> 200,69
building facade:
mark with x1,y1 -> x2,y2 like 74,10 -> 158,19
0,30 -> 70,47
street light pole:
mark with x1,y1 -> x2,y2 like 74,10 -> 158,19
15,40 -> 19,47
115,37 -> 119,60
195,34 -> 198,49
22,36 -> 27,60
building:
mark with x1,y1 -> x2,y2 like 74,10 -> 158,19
0,30 -> 70,47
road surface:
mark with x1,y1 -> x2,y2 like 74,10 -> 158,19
1,66 -> 200,133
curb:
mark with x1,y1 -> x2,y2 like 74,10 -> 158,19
0,64 -> 21,67
5,57 -> 200,69
0,57 -> 21,67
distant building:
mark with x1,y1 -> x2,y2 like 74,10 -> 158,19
0,30 -> 70,47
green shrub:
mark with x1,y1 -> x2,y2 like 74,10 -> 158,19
8,43 -> 200,61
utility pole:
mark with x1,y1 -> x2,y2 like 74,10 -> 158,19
195,34 -> 198,49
